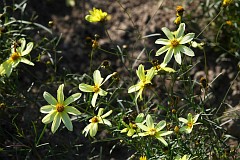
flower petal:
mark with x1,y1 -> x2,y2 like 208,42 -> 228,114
155,135 -> 168,146
159,131 -> 173,136
128,84 -> 141,93
135,113 -> 144,123
175,23 -> 185,39
61,111 -> 73,131
82,123 -> 91,137
138,132 -> 149,137
51,113 -> 61,133
163,48 -> 174,64
135,88 -> 143,101
43,92 -> 57,105
21,42 -> 33,56
101,72 -> 114,85
136,123 -> 149,132
187,113 -> 193,122
180,45 -> 195,57
79,83 -> 94,92
57,84 -> 64,104
193,114 -> 200,123
136,64 -> 145,81
155,38 -> 170,45
127,129 -> 135,137
156,120 -> 166,131
65,106 -> 81,115
99,88 -> 108,96
121,128 -> 129,133
40,105 -> 54,113
180,33 -> 195,44
93,70 -> 103,86
178,117 -> 188,124
146,67 -> 155,81
146,114 -> 154,128
162,27 -> 174,40
19,58 -> 34,66
0,60 -> 13,77
174,48 -> 182,65
64,93 -> 81,106
90,123 -> 98,137
101,109 -> 112,118
101,119 -> 112,126
156,45 -> 170,56
179,126 -> 192,134
91,93 -> 98,107
42,110 -> 56,124
18,38 -> 26,53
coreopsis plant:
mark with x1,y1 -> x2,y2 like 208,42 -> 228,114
178,113 -> 200,134
0,38 -> 34,77
40,84 -> 82,133
128,64 -> 155,101
79,70 -> 114,107
82,108 -> 112,137
120,113 -> 144,137
155,23 -> 195,65
135,114 -> 173,146
85,8 -> 109,23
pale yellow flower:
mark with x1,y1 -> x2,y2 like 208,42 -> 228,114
40,84 -> 81,133
128,64 -> 155,101
83,108 -> 112,137
79,70 -> 114,107
155,23 -> 195,65
0,38 -> 34,77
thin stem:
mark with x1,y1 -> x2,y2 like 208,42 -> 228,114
216,70 -> 240,115
36,124 -> 47,146
196,9 -> 223,38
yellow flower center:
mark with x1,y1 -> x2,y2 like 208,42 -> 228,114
187,122 -> 193,128
10,52 -> 21,61
148,128 -> 157,136
91,116 -> 99,123
130,122 -> 137,129
56,103 -> 64,112
154,65 -> 161,71
139,80 -> 146,88
93,85 -> 100,93
170,39 -> 179,48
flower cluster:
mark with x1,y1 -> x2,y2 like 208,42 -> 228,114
40,69 -> 114,135
0,38 -> 34,77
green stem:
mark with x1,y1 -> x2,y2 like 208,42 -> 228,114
216,70 -> 240,115
36,124 -> 47,146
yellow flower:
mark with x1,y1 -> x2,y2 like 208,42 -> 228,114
128,64 -> 155,101
120,113 -> 144,137
222,0 -> 233,7
135,114 -> 173,146
155,23 -> 195,65
139,155 -> 147,160
85,8 -> 108,23
0,38 -> 34,77
40,84 -> 82,133
178,113 -> 200,134
151,62 -> 176,74
82,108 -> 112,137
79,70 -> 114,107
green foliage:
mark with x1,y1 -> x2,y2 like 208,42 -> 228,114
0,0 -> 239,159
